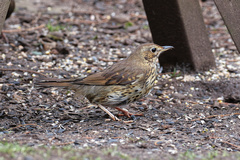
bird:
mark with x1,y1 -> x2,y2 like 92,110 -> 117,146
36,43 -> 173,121
1,0 -> 15,43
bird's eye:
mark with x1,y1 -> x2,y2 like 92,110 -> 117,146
150,47 -> 157,53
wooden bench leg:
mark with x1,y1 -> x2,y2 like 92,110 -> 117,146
214,0 -> 240,53
0,0 -> 11,32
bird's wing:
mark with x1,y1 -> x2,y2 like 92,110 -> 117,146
72,62 -> 143,86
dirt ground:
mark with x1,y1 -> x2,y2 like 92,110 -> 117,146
0,0 -> 240,159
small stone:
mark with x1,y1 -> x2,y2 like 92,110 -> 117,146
172,93 -> 186,100
127,26 -> 139,32
154,140 -> 164,145
155,90 -> 163,96
108,139 -> 119,143
24,156 -> 34,160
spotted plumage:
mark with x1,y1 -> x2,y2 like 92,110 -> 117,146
36,43 -> 173,120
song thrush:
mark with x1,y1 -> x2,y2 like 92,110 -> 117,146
36,43 -> 173,121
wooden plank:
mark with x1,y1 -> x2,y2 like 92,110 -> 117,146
142,0 -> 215,71
214,0 -> 240,53
0,0 -> 11,32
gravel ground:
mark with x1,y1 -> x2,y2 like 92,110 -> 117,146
0,0 -> 239,159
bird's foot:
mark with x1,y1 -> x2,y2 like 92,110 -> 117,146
115,107 -> 143,119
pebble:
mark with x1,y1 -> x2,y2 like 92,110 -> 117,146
172,93 -> 186,100
74,140 -> 83,145
154,140 -> 164,145
24,156 -> 34,160
108,139 -> 119,143
155,90 -> 163,96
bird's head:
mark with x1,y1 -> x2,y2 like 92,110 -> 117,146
129,43 -> 173,64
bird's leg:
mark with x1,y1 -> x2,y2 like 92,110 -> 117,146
115,107 -> 143,118
98,104 -> 120,121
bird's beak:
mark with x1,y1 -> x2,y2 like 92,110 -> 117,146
162,46 -> 174,51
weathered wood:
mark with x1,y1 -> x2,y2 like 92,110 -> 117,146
214,0 -> 240,53
0,0 -> 11,33
142,0 -> 215,71
6,0 -> 15,20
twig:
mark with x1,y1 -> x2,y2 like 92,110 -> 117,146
191,113 -> 240,122
82,137 -> 93,139
2,24 -> 45,33
54,141 -> 75,146
7,123 -> 41,131
210,136 -> 240,151
0,68 -> 48,78
220,140 -> 240,151
49,136 -> 56,143
32,108 -> 51,111
226,59 -> 239,62
130,13 -> 147,19
62,18 -> 109,25
78,105 -> 93,111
